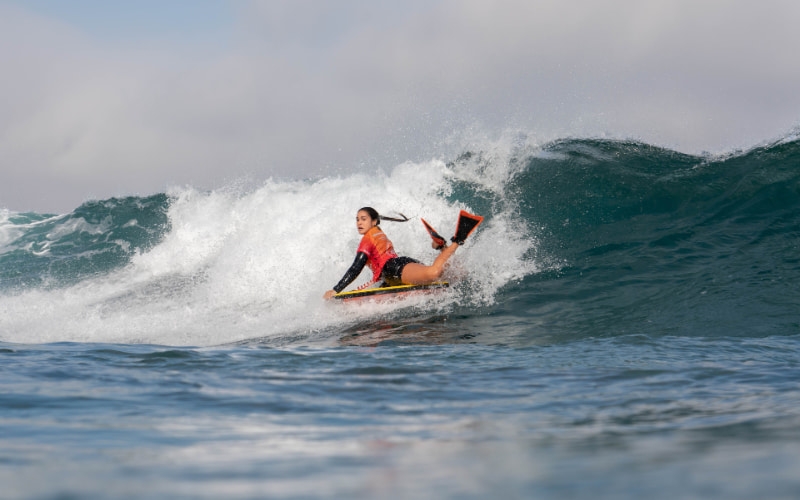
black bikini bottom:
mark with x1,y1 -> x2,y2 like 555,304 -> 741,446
380,256 -> 419,285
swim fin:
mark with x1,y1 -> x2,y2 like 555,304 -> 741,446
451,210 -> 484,245
421,218 -> 447,250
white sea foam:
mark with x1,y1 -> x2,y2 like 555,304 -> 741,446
0,209 -> 21,249
0,153 -> 538,346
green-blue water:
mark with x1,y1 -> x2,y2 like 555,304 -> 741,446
1,137 -> 799,498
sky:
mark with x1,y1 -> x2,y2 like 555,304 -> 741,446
2,0 -> 799,212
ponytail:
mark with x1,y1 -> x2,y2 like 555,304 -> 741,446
380,213 -> 410,223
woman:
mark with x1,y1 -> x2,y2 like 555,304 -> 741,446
323,207 -> 480,300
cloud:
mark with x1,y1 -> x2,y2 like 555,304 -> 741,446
1,0 -> 799,212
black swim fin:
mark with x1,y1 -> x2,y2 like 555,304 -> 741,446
421,218 -> 447,250
451,210 -> 484,245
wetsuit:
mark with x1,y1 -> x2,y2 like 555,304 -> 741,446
332,226 -> 419,293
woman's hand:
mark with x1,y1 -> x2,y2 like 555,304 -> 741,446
323,290 -> 336,300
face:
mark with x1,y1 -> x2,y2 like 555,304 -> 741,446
356,210 -> 377,235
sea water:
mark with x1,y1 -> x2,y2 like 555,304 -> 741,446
1,136 -> 799,499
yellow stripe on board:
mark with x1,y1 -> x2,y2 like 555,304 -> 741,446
333,282 -> 449,300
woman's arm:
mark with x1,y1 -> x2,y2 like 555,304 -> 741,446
332,252 -> 368,293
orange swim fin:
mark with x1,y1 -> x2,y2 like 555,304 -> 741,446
451,210 -> 484,245
421,218 -> 447,250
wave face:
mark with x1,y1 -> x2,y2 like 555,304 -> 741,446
499,137 -> 800,343
0,195 -> 170,289
1,136 -> 798,346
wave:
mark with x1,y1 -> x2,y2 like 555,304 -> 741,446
0,156 -> 535,345
1,135 -> 798,345
0,194 -> 170,289
496,136 -> 800,342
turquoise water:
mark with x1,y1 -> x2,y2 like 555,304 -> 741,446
1,137 -> 799,498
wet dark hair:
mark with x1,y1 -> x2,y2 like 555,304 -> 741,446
358,207 -> 409,225
358,207 -> 381,224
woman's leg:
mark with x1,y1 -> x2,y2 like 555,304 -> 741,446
400,243 -> 459,284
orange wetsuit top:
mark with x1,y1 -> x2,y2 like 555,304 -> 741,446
332,226 -> 398,292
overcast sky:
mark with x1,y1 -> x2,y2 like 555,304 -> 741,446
2,0 -> 799,212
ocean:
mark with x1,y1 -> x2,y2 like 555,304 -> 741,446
1,136 -> 799,499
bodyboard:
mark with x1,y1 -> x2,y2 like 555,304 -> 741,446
333,281 -> 449,301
